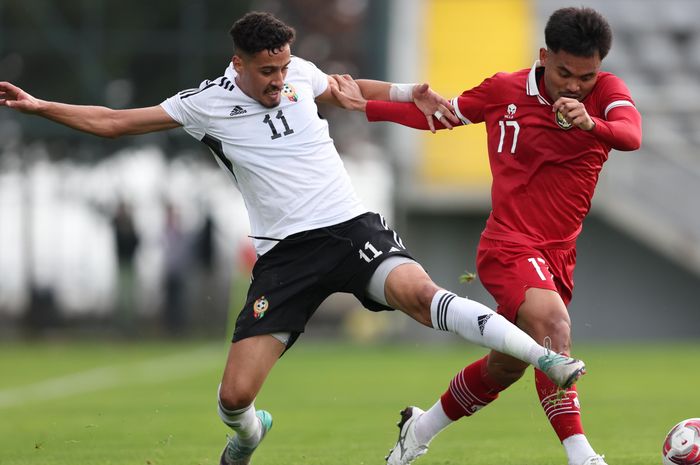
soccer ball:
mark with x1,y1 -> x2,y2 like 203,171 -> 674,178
662,418 -> 700,465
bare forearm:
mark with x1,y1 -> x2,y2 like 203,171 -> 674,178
37,101 -> 123,137
355,79 -> 393,101
37,101 -> 178,138
322,78 -> 393,111
2,81 -> 178,137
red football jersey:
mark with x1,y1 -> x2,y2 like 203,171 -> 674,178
452,61 -> 636,248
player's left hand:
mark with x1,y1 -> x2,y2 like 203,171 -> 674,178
553,97 -> 595,131
412,83 -> 459,133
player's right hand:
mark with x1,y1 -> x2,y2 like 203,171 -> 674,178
412,83 -> 459,133
0,82 -> 43,113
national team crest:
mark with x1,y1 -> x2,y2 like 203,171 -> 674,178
253,296 -> 269,319
555,109 -> 573,130
505,103 -> 517,119
282,83 -> 298,102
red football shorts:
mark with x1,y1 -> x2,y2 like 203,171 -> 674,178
476,237 -> 577,323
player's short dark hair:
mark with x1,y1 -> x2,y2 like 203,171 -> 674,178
545,7 -> 612,60
229,11 -> 296,56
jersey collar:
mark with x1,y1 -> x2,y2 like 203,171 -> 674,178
226,64 -> 259,105
526,60 -> 551,106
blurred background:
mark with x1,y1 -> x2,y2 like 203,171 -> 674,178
0,0 -> 698,344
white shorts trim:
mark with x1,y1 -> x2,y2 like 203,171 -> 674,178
270,332 -> 291,345
366,256 -> 419,306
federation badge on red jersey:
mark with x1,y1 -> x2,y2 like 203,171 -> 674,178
505,103 -> 517,119
253,296 -> 269,319
555,109 -> 573,130
282,83 -> 298,102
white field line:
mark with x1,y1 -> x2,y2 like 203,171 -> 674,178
0,344 -> 223,409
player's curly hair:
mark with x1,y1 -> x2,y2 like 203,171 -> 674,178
545,7 -> 612,60
230,11 -> 296,56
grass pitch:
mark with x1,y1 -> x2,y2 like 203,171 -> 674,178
0,340 -> 697,465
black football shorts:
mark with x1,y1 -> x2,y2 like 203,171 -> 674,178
231,212 -> 414,348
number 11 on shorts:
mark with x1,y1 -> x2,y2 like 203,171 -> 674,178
359,241 -> 383,263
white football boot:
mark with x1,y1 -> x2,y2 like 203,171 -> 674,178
219,410 -> 273,465
575,455 -> 608,465
385,406 -> 429,465
537,351 -> 586,389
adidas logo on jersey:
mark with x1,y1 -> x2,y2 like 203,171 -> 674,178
229,105 -> 247,116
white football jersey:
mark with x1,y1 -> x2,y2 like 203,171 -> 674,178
161,57 -> 366,255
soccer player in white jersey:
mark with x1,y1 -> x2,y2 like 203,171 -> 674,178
0,11 -> 585,465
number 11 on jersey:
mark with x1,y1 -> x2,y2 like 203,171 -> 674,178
263,110 -> 294,140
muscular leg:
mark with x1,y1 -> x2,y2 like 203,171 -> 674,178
404,287 -> 583,451
219,334 -> 286,409
218,335 -> 285,452
381,262 -> 437,327
423,288 -> 571,429
381,263 -> 564,371
370,260 -> 587,465
487,287 -> 572,387
485,288 -> 595,465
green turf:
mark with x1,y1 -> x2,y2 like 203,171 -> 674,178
0,340 -> 698,465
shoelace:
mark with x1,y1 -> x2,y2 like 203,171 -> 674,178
543,335 -> 552,353
538,336 -> 571,370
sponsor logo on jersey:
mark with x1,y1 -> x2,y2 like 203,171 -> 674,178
555,109 -> 573,130
505,103 -> 517,119
229,105 -> 247,116
282,83 -> 299,102
253,296 -> 269,319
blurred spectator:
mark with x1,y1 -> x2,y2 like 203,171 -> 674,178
194,211 -> 220,331
23,286 -> 59,334
162,202 -> 191,336
196,212 -> 215,272
112,200 -> 140,335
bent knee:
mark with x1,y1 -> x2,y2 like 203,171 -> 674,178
518,291 -> 572,349
385,268 -> 438,326
219,384 -> 256,411
407,281 -> 440,326
532,318 -> 572,350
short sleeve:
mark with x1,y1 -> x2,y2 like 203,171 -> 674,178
160,80 -> 213,140
453,73 -> 501,125
293,57 -> 329,97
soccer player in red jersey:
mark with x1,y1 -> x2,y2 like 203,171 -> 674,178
332,6 -> 641,465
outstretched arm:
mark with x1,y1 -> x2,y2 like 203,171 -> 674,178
365,100 -> 457,131
0,81 -> 180,138
319,75 -> 459,133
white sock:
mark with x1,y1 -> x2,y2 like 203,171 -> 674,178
414,400 -> 453,445
217,391 -> 262,447
562,434 -> 597,465
430,290 -> 547,367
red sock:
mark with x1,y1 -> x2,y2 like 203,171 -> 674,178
535,368 -> 584,441
440,355 -> 506,420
